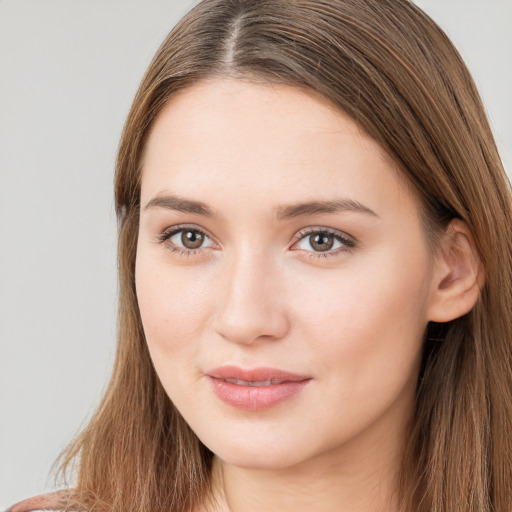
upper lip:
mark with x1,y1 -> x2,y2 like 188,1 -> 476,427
206,365 -> 311,383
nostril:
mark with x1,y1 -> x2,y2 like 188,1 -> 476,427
213,300 -> 290,345
212,258 -> 290,344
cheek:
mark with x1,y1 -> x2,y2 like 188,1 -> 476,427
135,252 -> 214,359
290,245 -> 431,376
135,253 -> 219,408
286,252 -> 430,437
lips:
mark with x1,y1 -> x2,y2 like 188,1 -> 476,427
223,378 -> 288,386
206,366 -> 311,411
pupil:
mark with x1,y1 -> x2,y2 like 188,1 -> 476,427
310,233 -> 334,252
182,230 -> 204,249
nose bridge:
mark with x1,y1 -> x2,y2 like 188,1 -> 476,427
214,244 -> 289,344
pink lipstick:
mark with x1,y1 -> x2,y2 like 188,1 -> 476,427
206,366 -> 311,411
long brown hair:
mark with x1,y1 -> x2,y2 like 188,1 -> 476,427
58,1 -> 512,510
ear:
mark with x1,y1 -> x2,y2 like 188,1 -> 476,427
427,219 -> 485,323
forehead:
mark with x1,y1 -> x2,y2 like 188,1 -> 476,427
140,78 -> 418,220
144,78 -> 373,164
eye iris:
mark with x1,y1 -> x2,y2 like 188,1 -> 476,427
310,233 -> 334,252
181,230 -> 204,249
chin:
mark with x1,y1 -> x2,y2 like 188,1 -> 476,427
198,431 -> 317,470
216,449 -> 306,470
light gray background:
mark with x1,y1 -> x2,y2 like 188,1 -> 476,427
0,0 -> 510,507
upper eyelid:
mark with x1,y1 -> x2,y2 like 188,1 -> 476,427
162,224 -> 215,241
292,226 -> 355,243
159,224 -> 352,238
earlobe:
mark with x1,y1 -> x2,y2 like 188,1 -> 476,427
427,219 -> 485,323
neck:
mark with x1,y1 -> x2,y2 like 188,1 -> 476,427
205,418 -> 406,512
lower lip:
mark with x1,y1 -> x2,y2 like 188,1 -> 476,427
208,377 -> 310,411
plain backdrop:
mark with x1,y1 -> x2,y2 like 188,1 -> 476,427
0,0 -> 511,507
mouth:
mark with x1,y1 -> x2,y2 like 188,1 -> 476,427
222,378 -> 291,386
206,366 -> 312,411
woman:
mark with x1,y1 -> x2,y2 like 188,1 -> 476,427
8,0 -> 512,511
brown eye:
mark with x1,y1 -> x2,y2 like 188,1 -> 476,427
309,233 -> 334,252
162,227 -> 215,253
294,228 -> 354,255
181,230 -> 205,249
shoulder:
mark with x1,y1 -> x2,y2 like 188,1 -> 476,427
5,491 -> 69,512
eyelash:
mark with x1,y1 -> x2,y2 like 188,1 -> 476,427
156,224 -> 214,258
292,227 -> 355,259
156,224 -> 355,259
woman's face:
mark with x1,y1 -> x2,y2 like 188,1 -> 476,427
136,78 -> 437,470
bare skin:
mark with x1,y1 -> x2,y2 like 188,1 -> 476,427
136,78 -> 483,512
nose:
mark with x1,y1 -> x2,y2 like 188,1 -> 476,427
213,250 -> 290,345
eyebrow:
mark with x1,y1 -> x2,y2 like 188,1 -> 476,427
144,194 -> 378,219
275,198 -> 379,219
144,194 -> 214,216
